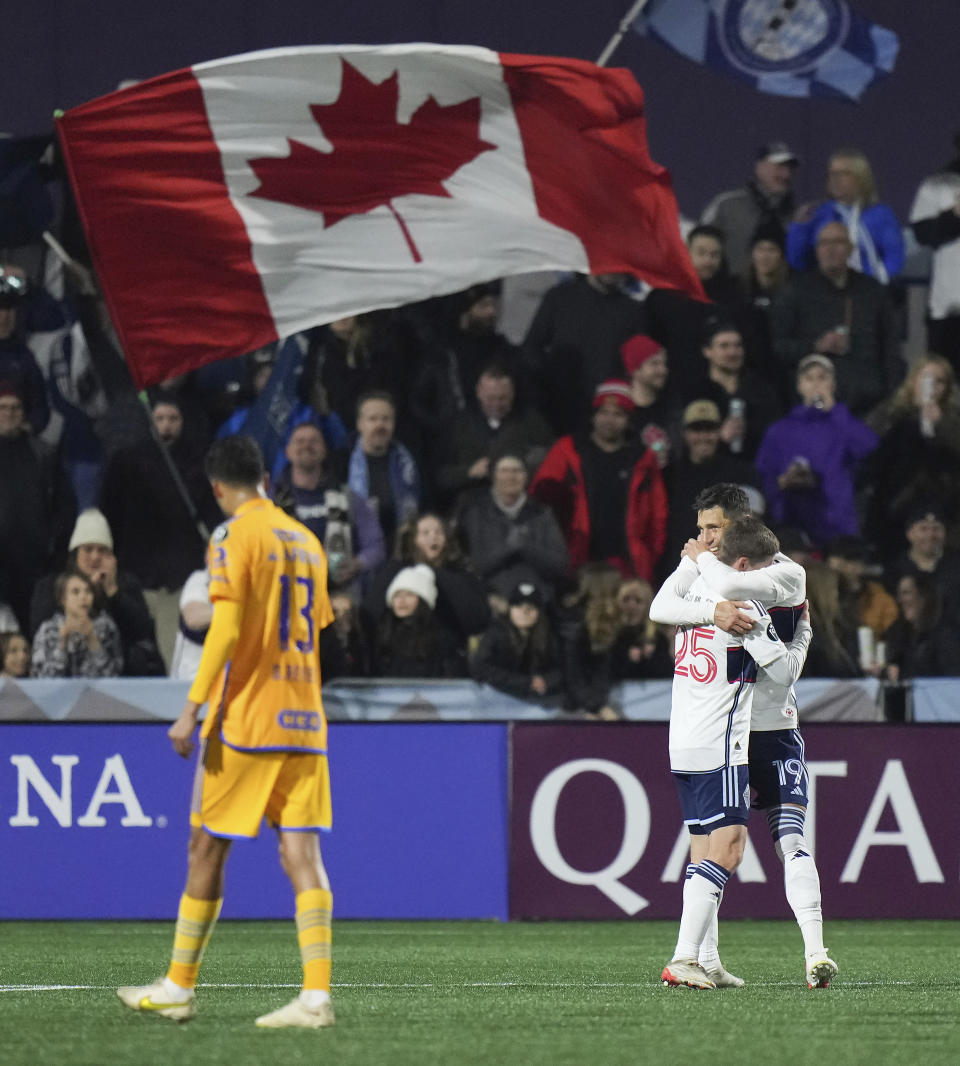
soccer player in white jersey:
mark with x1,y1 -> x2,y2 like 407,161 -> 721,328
654,513 -> 812,990
652,483 -> 838,989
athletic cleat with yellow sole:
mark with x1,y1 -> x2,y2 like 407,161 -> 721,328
661,959 -> 716,989
117,979 -> 196,1021
806,956 -> 839,989
255,997 -> 335,1029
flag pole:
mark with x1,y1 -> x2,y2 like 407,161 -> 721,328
597,0 -> 652,67
42,230 -> 98,296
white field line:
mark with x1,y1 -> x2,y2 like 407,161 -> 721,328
74,926 -> 480,936
0,980 -> 916,993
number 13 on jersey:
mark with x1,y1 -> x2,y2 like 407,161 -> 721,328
278,574 -> 315,654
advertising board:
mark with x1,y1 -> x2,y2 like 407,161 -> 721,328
510,723 -> 960,919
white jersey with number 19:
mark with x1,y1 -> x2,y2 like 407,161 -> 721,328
667,575 -> 811,773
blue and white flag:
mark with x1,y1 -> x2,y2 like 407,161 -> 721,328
633,0 -> 899,101
237,333 -> 308,477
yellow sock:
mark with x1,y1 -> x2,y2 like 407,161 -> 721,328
296,888 -> 332,992
166,894 -> 222,990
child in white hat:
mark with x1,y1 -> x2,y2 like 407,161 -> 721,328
373,565 -> 462,678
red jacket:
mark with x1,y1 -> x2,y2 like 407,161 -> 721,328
530,435 -> 667,580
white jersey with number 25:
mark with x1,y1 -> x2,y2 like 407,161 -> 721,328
668,576 -> 810,773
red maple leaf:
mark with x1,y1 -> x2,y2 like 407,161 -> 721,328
247,60 -> 497,262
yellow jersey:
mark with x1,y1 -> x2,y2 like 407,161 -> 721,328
201,496 -> 334,752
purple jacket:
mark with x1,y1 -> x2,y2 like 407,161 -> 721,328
754,402 -> 878,545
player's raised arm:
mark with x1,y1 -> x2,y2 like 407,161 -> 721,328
649,554 -> 717,627
650,545 -> 754,635
698,550 -> 805,606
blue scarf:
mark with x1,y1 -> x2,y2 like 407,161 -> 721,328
347,439 -> 421,525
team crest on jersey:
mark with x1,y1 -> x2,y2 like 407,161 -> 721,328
766,622 -> 779,641
212,523 -> 230,544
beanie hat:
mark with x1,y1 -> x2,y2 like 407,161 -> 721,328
386,564 -> 438,610
69,509 -> 114,552
620,335 -> 664,375
509,581 -> 544,608
592,379 -> 635,412
905,503 -> 946,530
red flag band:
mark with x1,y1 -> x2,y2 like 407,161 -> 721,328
57,45 -> 702,387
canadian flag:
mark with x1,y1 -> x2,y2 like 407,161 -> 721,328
57,45 -> 702,387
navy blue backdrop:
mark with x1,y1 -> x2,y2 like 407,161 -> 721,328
5,1 -> 957,221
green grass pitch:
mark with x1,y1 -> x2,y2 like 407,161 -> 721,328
2,920 -> 958,1066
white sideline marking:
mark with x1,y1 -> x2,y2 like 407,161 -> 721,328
0,980 -> 914,993
80,926 -> 472,935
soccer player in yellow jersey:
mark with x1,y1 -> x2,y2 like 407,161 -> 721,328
118,436 -> 337,1029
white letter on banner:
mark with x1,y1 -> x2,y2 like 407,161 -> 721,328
840,759 -> 944,883
529,758 -> 649,914
9,755 -> 79,827
660,824 -> 767,882
77,755 -> 153,827
805,760 -> 847,858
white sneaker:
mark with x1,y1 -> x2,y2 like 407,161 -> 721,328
702,964 -> 745,988
117,979 -> 196,1021
806,955 -> 839,989
661,959 -> 716,989
255,997 -> 335,1029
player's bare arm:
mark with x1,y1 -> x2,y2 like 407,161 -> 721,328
169,700 -> 201,759
171,599 -> 243,758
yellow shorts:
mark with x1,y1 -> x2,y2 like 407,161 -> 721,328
190,732 -> 332,838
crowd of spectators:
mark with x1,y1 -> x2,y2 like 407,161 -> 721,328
3,133 -> 960,718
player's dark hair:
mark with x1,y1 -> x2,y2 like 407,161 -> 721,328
693,483 -> 750,519
204,435 -> 264,487
717,515 -> 779,565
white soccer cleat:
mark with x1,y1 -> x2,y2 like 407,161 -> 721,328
806,955 -> 839,989
117,979 -> 196,1021
661,959 -> 716,989
255,997 -> 335,1029
702,964 -> 745,988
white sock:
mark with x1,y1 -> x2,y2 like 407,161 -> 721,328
674,862 -> 729,961
697,890 -> 724,970
161,975 -> 194,1002
779,833 -> 825,956
299,988 -> 332,1008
